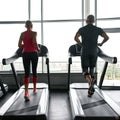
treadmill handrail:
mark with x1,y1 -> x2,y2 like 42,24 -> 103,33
2,44 -> 49,65
68,44 -> 117,64
97,47 -> 117,64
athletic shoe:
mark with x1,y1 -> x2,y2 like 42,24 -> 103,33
88,79 -> 96,97
24,92 -> 30,102
33,88 -> 37,93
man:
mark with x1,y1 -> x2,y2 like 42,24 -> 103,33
74,15 -> 109,97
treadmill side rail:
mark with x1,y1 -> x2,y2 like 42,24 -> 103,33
0,89 -> 24,116
69,88 -> 85,119
96,87 -> 120,119
36,88 -> 49,119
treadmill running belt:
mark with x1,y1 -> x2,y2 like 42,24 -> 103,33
76,89 -> 118,117
4,89 -> 43,115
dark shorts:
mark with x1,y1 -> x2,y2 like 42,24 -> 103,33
81,54 -> 97,68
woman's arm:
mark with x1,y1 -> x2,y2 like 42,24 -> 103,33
18,33 -> 24,48
32,32 -> 40,51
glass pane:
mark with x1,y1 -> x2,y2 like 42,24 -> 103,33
43,0 -> 82,20
97,0 -> 120,18
0,24 -> 24,59
97,20 -> 120,28
90,0 -> 95,15
98,33 -> 120,60
44,22 -> 82,72
31,0 -> 41,20
0,0 -> 28,21
97,61 -> 120,86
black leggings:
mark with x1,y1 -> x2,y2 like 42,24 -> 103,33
22,52 -> 38,78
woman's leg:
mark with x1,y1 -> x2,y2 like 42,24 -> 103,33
31,52 -> 38,92
32,76 -> 38,93
23,53 -> 30,101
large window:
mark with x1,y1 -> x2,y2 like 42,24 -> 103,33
0,0 -> 120,84
97,0 -> 120,18
31,0 -> 41,20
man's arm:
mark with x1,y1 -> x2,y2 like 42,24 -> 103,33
98,32 -> 109,46
74,33 -> 82,46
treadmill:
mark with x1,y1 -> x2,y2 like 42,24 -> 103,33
0,78 -> 8,97
68,44 -> 120,120
0,44 -> 50,120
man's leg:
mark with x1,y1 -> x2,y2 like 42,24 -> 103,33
89,55 -> 97,87
82,68 -> 92,86
88,67 -> 96,97
81,54 -> 92,85
88,55 -> 97,97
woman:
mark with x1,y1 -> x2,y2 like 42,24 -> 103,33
18,20 -> 40,101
